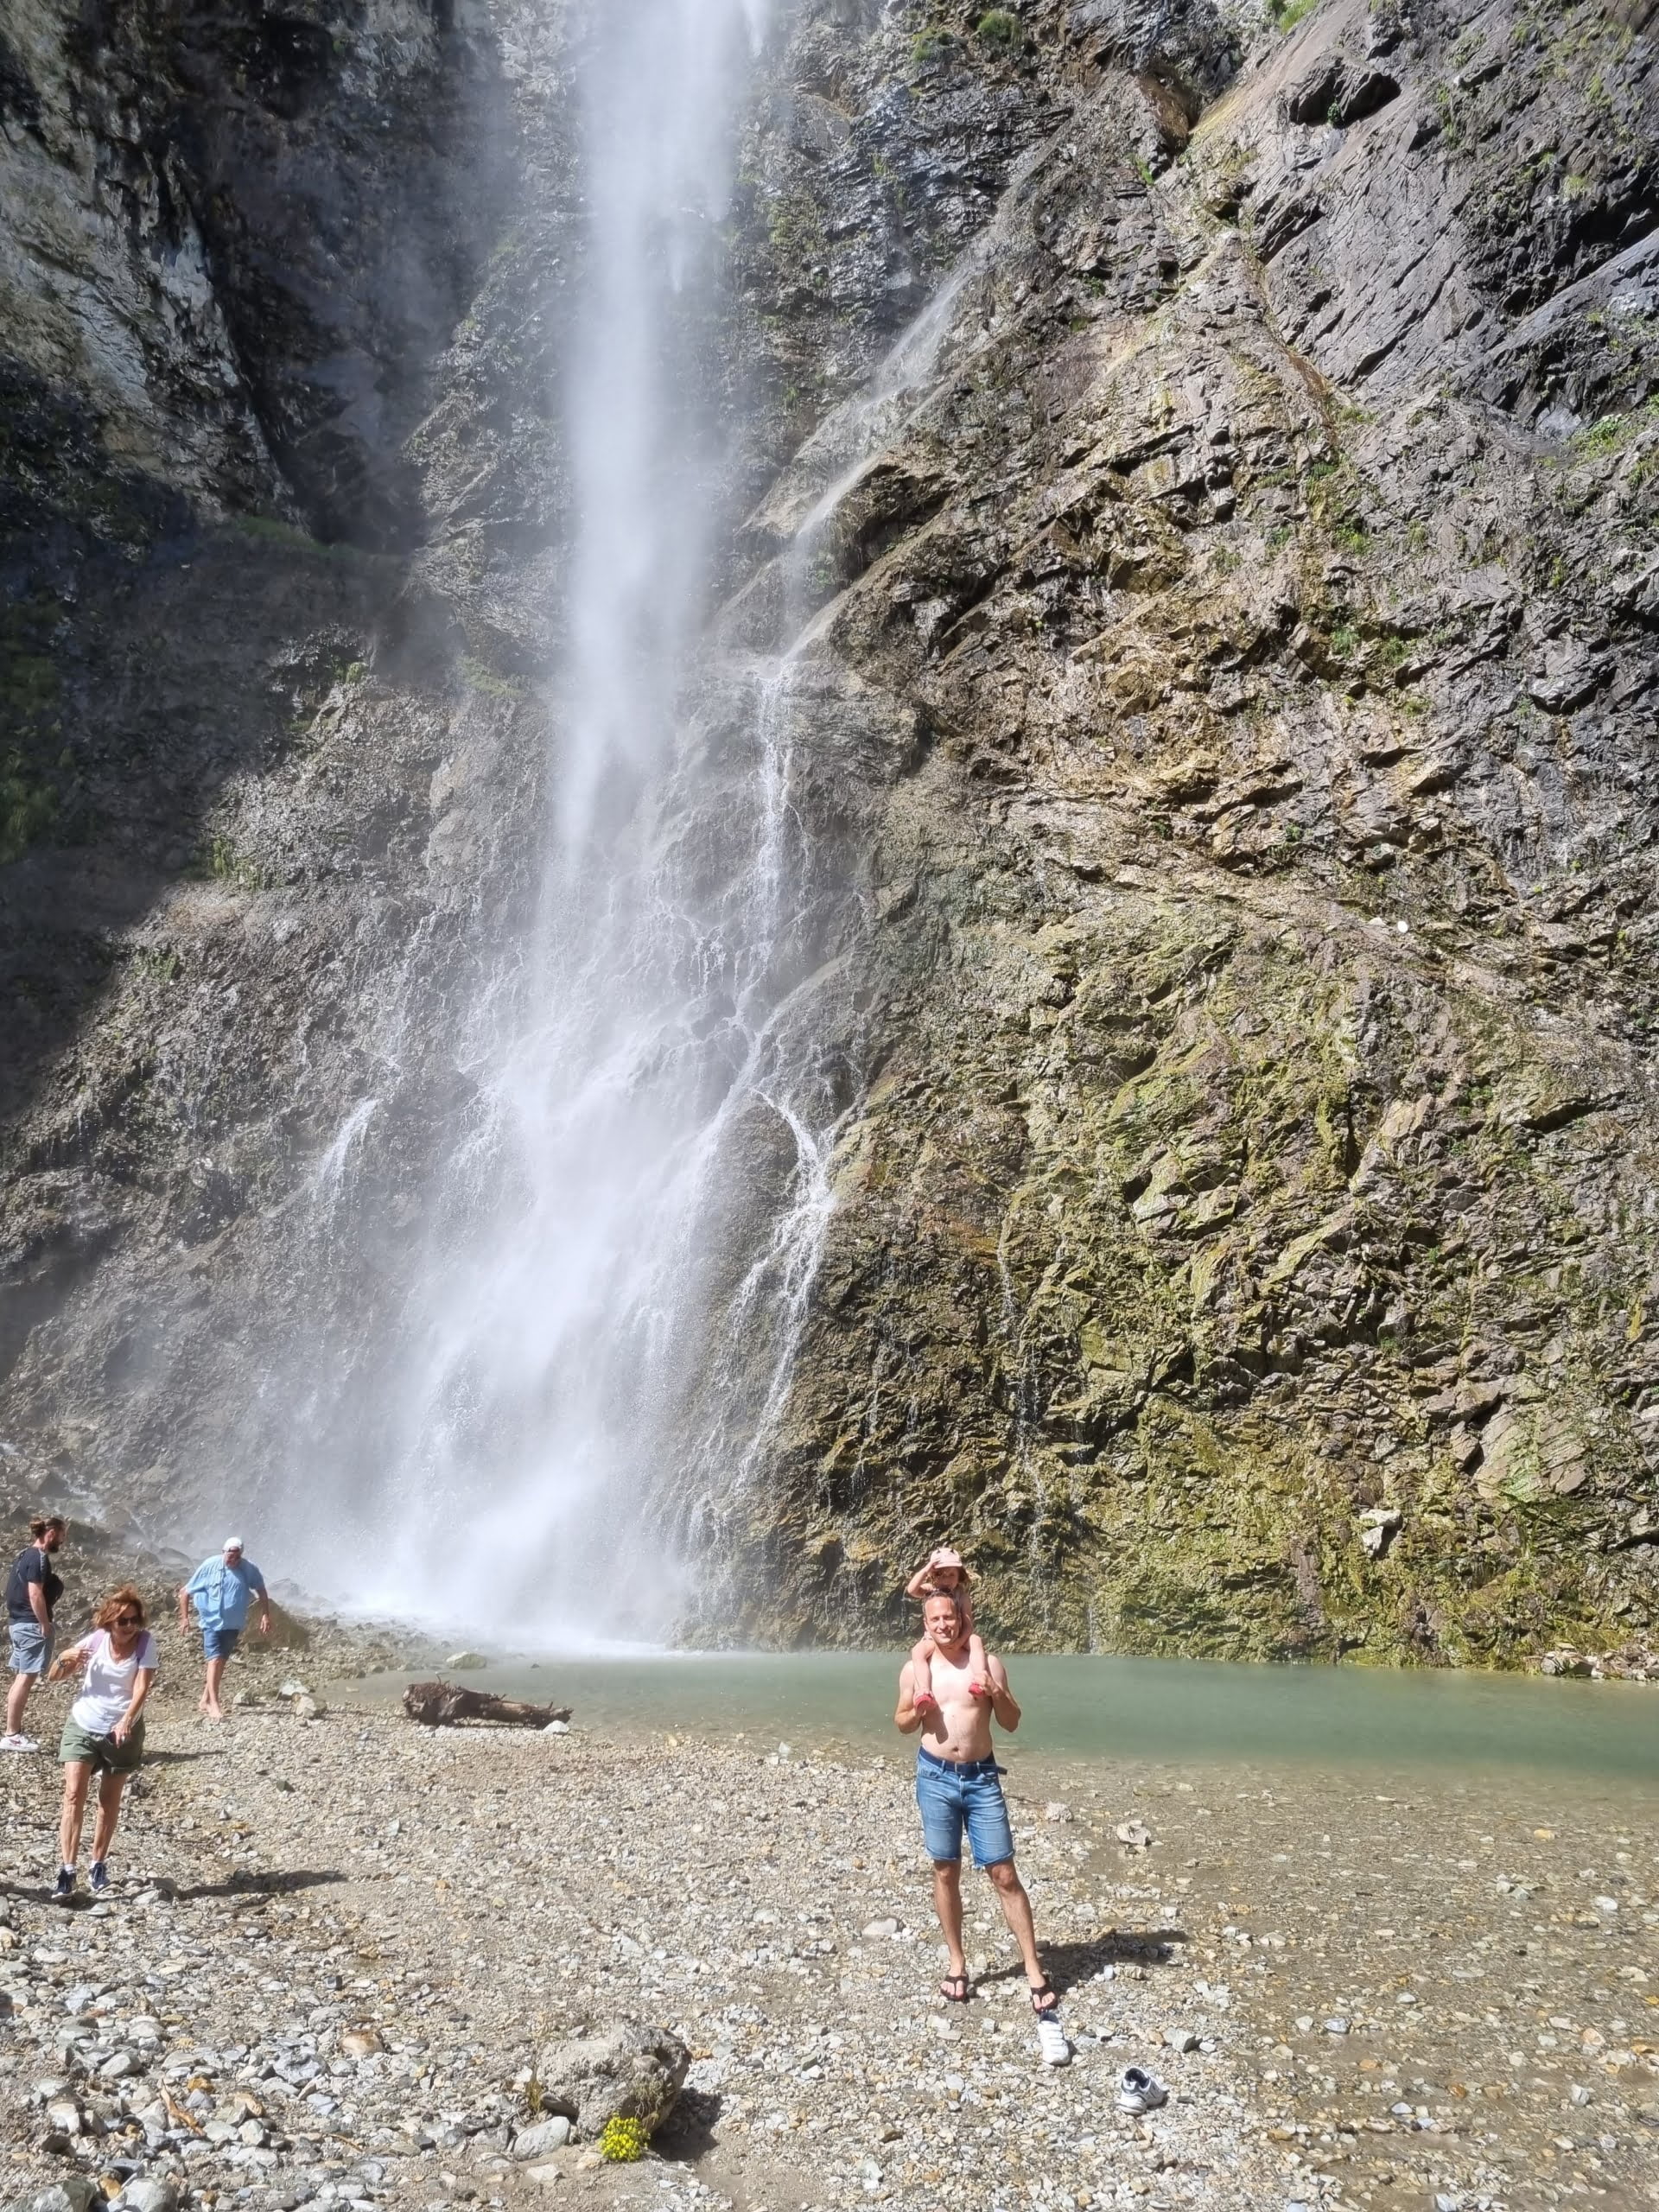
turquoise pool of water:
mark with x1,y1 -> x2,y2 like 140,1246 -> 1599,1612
346,1650 -> 1659,1787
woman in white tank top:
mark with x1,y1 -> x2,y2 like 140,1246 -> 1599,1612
45,1584 -> 158,1902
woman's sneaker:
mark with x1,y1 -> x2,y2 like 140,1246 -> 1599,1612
53,1865 -> 76,1903
1116,2064 -> 1168,2114
1,1733 -> 39,1752
1035,2012 -> 1071,2066
89,1860 -> 110,1897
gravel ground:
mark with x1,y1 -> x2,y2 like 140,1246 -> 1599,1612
0,1672 -> 1288,2212
3,1649 -> 1656,2212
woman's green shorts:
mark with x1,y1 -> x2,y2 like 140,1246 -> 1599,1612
59,1717 -> 144,1774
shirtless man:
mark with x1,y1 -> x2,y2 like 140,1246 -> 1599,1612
895,1590 -> 1063,2044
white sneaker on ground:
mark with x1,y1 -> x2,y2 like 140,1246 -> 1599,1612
0,1733 -> 39,1752
1116,2064 -> 1168,2114
1035,2012 -> 1071,2066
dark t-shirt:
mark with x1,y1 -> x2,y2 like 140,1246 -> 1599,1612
6,1544 -> 63,1623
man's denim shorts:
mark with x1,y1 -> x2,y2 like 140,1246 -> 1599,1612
916,1745 -> 1015,1867
8,1621 -> 52,1675
201,1626 -> 241,1661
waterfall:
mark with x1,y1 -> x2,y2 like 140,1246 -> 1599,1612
332,0 -> 797,1644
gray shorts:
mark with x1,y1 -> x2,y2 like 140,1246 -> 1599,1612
8,1621 -> 52,1675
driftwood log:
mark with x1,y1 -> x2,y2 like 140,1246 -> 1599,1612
403,1679 -> 572,1728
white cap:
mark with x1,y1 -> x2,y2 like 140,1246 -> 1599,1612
222,1536 -> 244,1554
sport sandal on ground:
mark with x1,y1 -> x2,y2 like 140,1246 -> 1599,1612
1035,2012 -> 1071,2066
1116,2064 -> 1168,2114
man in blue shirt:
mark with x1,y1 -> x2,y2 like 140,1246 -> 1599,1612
177,1537 -> 271,1719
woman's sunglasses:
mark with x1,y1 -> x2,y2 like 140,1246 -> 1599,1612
111,1614 -> 143,1628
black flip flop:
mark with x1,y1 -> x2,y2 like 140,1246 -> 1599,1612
1027,1979 -> 1060,2017
940,1971 -> 972,2003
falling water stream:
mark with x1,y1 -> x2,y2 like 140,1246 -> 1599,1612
334,0 -> 792,1642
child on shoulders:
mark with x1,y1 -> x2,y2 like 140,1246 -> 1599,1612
905,1545 -> 989,1712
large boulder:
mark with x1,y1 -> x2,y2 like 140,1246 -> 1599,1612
534,2022 -> 689,2140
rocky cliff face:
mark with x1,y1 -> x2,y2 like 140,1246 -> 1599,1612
4,0 -> 1658,1662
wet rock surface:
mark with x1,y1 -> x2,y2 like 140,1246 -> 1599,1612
690,0 -> 1659,1662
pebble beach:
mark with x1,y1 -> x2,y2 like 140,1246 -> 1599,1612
3,1636 -> 1658,2212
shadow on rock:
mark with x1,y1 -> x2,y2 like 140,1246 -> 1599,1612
164,1868 -> 346,1903
653,2087 -> 724,2160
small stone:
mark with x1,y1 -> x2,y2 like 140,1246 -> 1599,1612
1044,1802 -> 1070,1822
340,2029 -> 383,2058
447,1652 -> 487,1670
524,2166 -> 564,2190
1163,2028 -> 1201,2054
43,2097 -> 82,2134
293,1694 -> 323,1720
1116,1821 -> 1153,1850
543,1719 -> 569,1735
119,2180 -> 179,2212
1323,2018 -> 1351,2036
861,1918 -> 901,1939
277,1680 -> 311,1699
99,2050 -> 140,2082
514,2115 -> 571,2158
